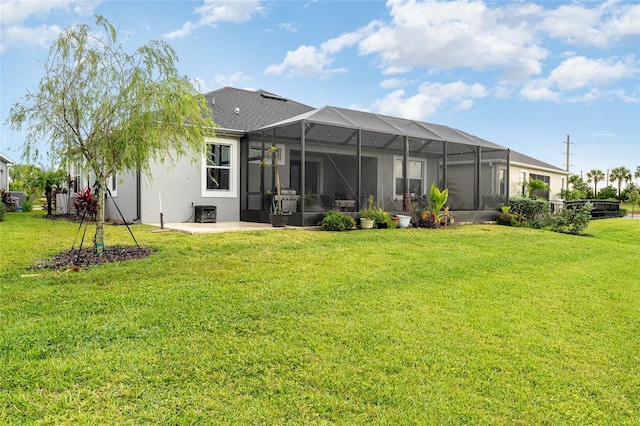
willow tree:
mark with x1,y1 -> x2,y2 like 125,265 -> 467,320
9,16 -> 214,255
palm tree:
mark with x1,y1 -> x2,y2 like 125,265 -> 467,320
27,168 -> 68,216
609,166 -> 632,198
586,169 -> 605,197
635,166 -> 640,181
523,177 -> 550,199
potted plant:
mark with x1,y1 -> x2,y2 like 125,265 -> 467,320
359,195 -> 377,229
260,146 -> 290,227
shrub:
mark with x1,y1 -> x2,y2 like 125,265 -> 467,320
73,187 -> 98,218
320,210 -> 356,231
551,202 -> 593,235
509,196 -> 551,224
21,198 -> 33,212
0,201 -> 6,222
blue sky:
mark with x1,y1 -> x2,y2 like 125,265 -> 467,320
1,0 -> 639,183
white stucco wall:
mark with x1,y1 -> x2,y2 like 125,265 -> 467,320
510,163 -> 568,201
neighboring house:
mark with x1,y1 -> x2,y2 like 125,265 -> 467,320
106,87 -> 564,225
509,150 -> 569,201
0,152 -> 13,191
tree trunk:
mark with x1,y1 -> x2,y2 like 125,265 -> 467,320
45,185 -> 53,216
94,179 -> 106,256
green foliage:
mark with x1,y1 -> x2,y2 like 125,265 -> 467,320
523,178 -> 550,199
21,198 -> 33,212
609,166 -> 632,198
508,196 -> 551,224
626,188 -> 640,217
0,200 -> 6,221
568,175 -> 590,198
551,202 -> 593,235
8,15 -> 215,253
359,195 -> 378,220
7,163 -> 40,192
586,169 -> 605,195
320,210 -> 356,231
429,183 -> 448,218
596,185 -> 617,200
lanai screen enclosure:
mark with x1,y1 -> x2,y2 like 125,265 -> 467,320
241,106 -> 510,226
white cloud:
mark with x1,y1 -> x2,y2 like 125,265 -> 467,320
372,81 -> 489,120
0,0 -> 97,52
279,22 -> 297,33
520,55 -> 639,102
265,22 -> 378,77
164,0 -> 263,40
358,0 -> 547,80
1,24 -> 62,52
380,78 -> 410,89
540,0 -> 640,47
265,45 -> 347,78
548,55 -> 639,91
214,71 -> 253,87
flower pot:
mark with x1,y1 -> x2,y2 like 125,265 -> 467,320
390,216 -> 400,226
396,214 -> 411,228
360,217 -> 375,229
269,214 -> 289,227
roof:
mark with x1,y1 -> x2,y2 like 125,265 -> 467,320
259,105 -> 507,150
510,150 -> 568,174
203,87 -> 315,133
0,152 -> 14,164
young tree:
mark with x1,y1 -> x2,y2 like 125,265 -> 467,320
9,16 -> 215,255
609,166 -> 631,198
627,188 -> 640,218
586,169 -> 605,196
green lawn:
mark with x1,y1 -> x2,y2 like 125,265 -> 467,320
1,212 -> 639,424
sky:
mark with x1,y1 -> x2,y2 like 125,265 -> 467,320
1,0 -> 639,183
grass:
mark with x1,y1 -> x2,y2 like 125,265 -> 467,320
1,211 -> 639,424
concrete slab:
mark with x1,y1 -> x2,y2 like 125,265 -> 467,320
148,221 -> 282,235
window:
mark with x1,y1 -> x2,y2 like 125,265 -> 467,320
107,173 -> 117,197
394,156 -> 425,197
498,167 -> 507,196
202,137 -> 238,198
530,173 -> 550,199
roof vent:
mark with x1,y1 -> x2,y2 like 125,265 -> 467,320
234,107 -> 240,114
260,93 -> 288,101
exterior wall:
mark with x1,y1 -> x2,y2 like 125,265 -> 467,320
0,160 -> 8,190
509,163 -> 567,201
139,136 -> 241,224
105,169 -> 138,222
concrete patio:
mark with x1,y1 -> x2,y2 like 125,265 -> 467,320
148,221 -> 286,235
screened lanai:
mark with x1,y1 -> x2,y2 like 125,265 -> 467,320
240,106 -> 510,226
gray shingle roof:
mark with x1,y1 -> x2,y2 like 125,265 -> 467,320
510,150 -> 567,172
203,87 -> 315,133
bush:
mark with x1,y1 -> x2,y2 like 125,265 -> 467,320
551,202 -> 593,235
21,198 -> 33,212
509,196 -> 551,224
0,201 -> 6,222
320,210 -> 356,231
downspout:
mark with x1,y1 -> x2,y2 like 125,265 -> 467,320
506,149 -> 511,200
402,135 -> 410,212
133,168 -> 141,223
356,128 -> 362,210
301,121 -> 306,220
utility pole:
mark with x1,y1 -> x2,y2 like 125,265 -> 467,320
562,134 -> 572,191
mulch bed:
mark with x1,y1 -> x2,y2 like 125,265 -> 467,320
35,246 -> 155,270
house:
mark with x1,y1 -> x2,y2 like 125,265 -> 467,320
509,150 -> 569,201
0,152 -> 13,191
104,87 -> 564,225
